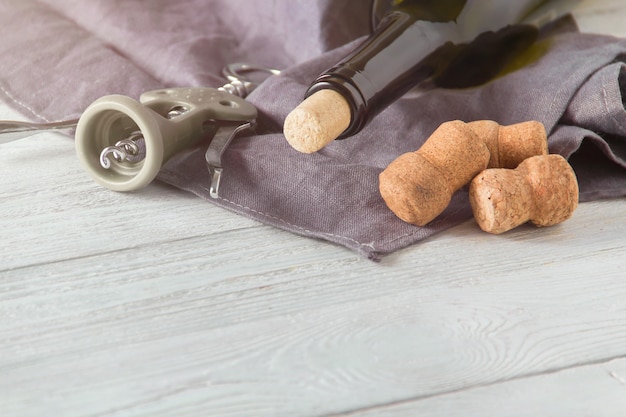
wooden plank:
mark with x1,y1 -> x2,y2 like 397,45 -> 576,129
331,358 -> 626,417
2,198 -> 626,416
2,197 -> 625,335
0,133 -> 264,271
3,265 -> 626,417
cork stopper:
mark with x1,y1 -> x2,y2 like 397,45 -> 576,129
379,120 -> 490,226
468,120 -> 548,169
283,89 -> 351,153
378,152 -> 452,226
469,154 -> 579,234
467,120 -> 502,168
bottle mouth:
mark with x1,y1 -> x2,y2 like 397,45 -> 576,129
305,74 -> 368,140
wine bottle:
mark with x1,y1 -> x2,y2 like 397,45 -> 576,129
283,0 -> 580,153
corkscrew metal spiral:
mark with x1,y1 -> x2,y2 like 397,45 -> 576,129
219,63 -> 281,97
99,132 -> 143,169
96,106 -> 189,169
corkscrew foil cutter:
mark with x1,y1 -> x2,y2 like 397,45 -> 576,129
0,63 -> 280,196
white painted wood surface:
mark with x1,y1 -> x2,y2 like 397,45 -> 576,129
2,1 -> 626,416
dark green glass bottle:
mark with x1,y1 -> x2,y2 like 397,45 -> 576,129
304,0 -> 579,139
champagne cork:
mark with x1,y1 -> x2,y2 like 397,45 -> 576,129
283,89 -> 351,153
467,120 -> 548,168
379,120 -> 490,226
469,154 -> 579,234
379,119 -> 550,227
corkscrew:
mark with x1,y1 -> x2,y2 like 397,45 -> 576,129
0,63 -> 280,195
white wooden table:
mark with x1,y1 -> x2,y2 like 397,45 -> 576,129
2,1 -> 626,416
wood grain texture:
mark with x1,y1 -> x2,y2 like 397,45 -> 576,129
333,358 -> 626,417
2,193 -> 626,416
2,1 -> 626,416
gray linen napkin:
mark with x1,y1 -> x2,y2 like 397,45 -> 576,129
1,1 -> 626,259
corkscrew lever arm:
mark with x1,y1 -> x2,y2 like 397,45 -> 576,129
205,121 -> 255,199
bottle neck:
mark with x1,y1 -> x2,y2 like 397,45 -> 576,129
306,11 -> 441,138
305,6 -> 544,139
